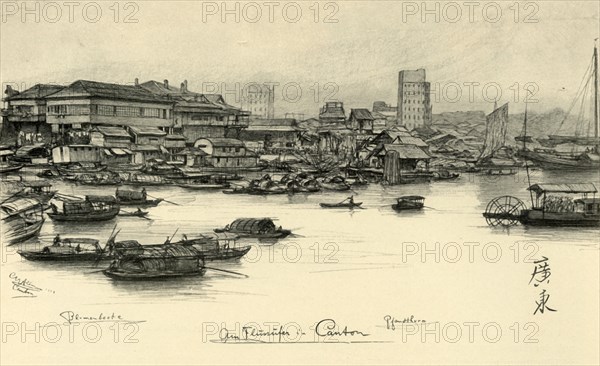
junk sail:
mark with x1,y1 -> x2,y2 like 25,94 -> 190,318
478,103 -> 509,161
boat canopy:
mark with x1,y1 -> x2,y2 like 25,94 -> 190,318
116,189 -> 145,200
527,183 -> 597,195
86,195 -> 117,203
137,244 -> 201,258
228,218 -> 276,233
398,195 -> 425,201
1,198 -> 43,215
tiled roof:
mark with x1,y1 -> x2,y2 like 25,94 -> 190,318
4,84 -> 64,101
381,144 -> 430,159
129,126 -> 167,136
46,80 -> 171,103
94,126 -> 131,138
350,109 -> 374,121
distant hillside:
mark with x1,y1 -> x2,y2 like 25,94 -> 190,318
431,108 -> 589,145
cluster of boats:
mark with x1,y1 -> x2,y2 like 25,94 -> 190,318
14,217 -> 292,280
223,173 -> 367,195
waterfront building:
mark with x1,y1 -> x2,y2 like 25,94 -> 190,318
239,118 -> 304,152
396,69 -> 432,130
139,80 -> 249,142
193,137 -> 257,169
45,80 -> 174,145
89,126 -> 132,148
2,84 -> 65,146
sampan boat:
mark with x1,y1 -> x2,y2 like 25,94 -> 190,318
48,195 -> 120,222
320,201 -> 363,209
18,238 -> 107,261
214,218 -> 291,239
103,243 -> 206,281
392,196 -> 425,211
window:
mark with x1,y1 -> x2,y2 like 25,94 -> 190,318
69,105 -> 90,115
142,108 -> 160,118
235,147 -> 240,153
116,106 -> 141,117
48,105 -> 68,114
98,105 -> 115,116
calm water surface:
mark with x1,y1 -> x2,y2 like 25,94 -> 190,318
1,168 -> 598,364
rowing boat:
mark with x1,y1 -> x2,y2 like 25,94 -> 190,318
319,202 -> 363,209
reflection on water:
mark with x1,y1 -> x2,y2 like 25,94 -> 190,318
2,167 -> 599,305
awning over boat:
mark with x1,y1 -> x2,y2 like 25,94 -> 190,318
528,183 -> 598,194
228,218 -> 276,233
1,198 -> 43,215
0,150 -> 14,156
15,144 -> 47,157
86,195 -> 118,203
137,244 -> 201,258
398,195 -> 425,201
110,148 -> 131,156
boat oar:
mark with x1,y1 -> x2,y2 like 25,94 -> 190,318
147,193 -> 179,206
204,266 -> 248,278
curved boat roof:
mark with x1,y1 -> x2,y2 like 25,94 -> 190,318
1,198 -> 42,215
398,195 -> 425,200
228,218 -> 276,232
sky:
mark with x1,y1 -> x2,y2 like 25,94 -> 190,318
1,0 -> 599,117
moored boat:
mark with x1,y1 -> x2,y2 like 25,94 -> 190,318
175,232 -> 251,261
103,243 -> 205,280
48,195 -> 120,222
0,149 -> 23,174
392,196 -> 425,211
115,188 -> 163,207
18,237 -> 107,261
214,218 -> 291,239
1,197 -> 45,244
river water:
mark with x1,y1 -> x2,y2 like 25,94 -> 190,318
1,167 -> 599,365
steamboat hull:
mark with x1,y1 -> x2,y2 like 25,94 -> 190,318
519,210 -> 600,227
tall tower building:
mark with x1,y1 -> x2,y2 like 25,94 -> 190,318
243,84 -> 275,119
396,69 -> 432,130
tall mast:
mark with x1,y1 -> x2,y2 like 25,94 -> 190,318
523,100 -> 528,151
594,43 -> 599,150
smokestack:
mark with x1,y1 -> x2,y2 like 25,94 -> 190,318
184,80 -> 188,92
164,79 -> 169,89
134,78 -> 139,86
180,82 -> 185,92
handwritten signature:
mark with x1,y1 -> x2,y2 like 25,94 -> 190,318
10,272 -> 45,297
383,315 -> 427,330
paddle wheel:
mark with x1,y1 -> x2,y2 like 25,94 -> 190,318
483,196 -> 526,227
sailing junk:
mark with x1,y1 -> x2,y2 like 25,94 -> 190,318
519,45 -> 600,169
476,103 -> 518,168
